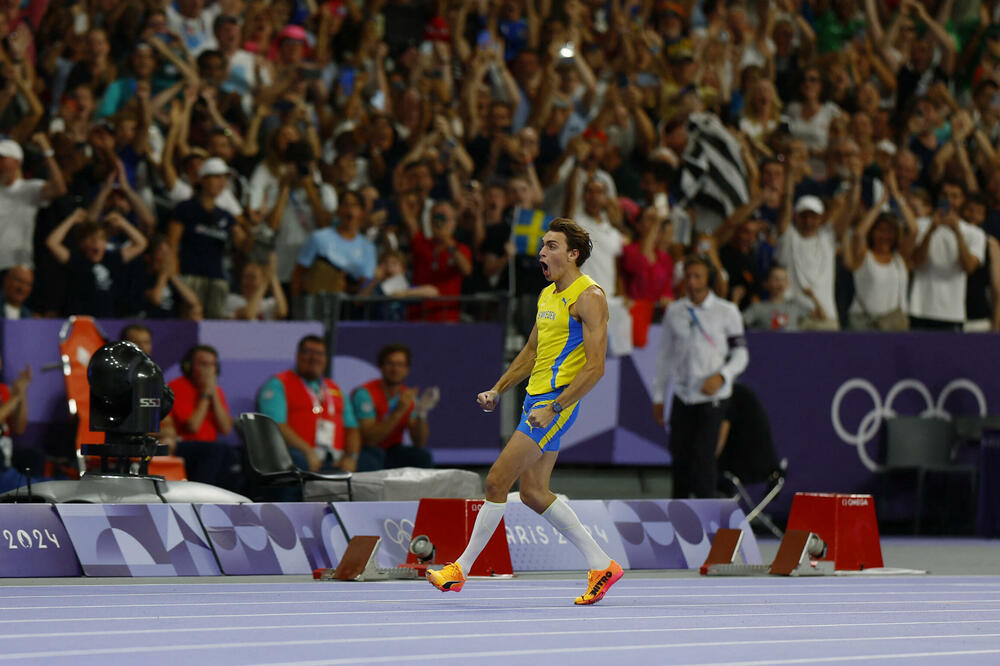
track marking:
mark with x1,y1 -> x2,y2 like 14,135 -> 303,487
675,649 -> 1000,665
4,592 -> 1000,612
2,586 -> 998,601
4,632 -> 995,662
2,605 -> 998,626
5,618 -> 1000,641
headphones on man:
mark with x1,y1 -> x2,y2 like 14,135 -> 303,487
181,344 -> 221,377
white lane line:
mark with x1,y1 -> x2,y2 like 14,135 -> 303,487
5,591 -> 1000,612
3,586 -> 999,601
0,578 -> 997,593
677,649 -> 1000,666
5,618 -> 1000,642
5,632 -> 997,662
2,605 -> 999,627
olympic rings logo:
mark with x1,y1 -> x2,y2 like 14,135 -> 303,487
831,378 -> 987,472
382,519 -> 414,548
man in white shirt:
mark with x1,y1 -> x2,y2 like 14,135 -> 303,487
571,177 -> 631,355
653,256 -> 749,499
213,14 -> 272,115
776,194 -> 841,329
166,0 -> 220,56
0,137 -> 67,272
909,207 -> 986,330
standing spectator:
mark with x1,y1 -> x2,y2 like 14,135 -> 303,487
96,43 -> 158,119
910,203 -> 986,331
959,193 -> 1000,332
566,177 -> 631,354
167,158 -> 249,318
225,257 -> 288,321
652,256 -> 749,499
776,185 -> 848,330
64,29 -> 117,102
842,180 -> 917,331
410,202 -> 473,322
785,66 -> 843,163
248,125 -> 337,284
292,190 -> 376,297
1,265 -> 33,319
351,343 -> 439,471
717,218 -> 766,310
168,345 -> 237,489
621,206 -> 674,348
140,235 -> 202,320
743,266 -> 825,331
167,0 -> 221,56
45,209 -> 148,318
0,135 -> 66,272
257,335 -> 361,476
213,14 -> 272,113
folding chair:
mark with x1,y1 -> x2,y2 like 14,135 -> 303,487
237,412 -> 353,501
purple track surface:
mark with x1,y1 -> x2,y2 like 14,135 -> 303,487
2,575 -> 1000,665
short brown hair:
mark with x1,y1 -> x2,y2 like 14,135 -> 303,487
377,343 -> 412,366
548,218 -> 593,267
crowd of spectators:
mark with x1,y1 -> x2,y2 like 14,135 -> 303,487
2,0 -> 1000,339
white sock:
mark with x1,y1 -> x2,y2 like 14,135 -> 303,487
542,496 -> 612,570
455,500 -> 506,573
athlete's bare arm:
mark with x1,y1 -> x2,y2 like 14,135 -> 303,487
476,323 -> 539,411
526,285 -> 608,428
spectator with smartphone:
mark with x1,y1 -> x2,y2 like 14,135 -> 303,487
909,192 -> 986,330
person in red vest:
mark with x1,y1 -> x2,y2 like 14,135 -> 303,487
350,343 -> 439,470
168,344 -> 238,489
257,334 -> 361,474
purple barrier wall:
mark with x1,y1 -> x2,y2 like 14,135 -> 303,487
56,503 -> 221,576
196,502 -> 346,574
0,504 -> 81,577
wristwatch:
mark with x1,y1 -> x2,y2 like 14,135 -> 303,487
551,401 -> 563,414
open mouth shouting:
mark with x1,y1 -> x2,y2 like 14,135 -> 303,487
539,259 -> 550,279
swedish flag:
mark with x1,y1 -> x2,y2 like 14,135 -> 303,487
511,208 -> 554,256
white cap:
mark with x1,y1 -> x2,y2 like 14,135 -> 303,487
198,157 -> 231,178
794,195 -> 825,216
875,139 -> 897,155
0,139 -> 24,162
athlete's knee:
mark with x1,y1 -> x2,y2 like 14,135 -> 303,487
519,487 -> 555,513
484,470 -> 512,501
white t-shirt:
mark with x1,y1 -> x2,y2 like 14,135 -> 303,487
223,293 -> 278,320
575,211 -> 625,298
0,178 -> 48,270
777,223 -> 838,322
851,250 -> 909,316
247,165 -> 338,282
166,4 -> 220,56
785,101 -> 842,152
909,216 -> 986,323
